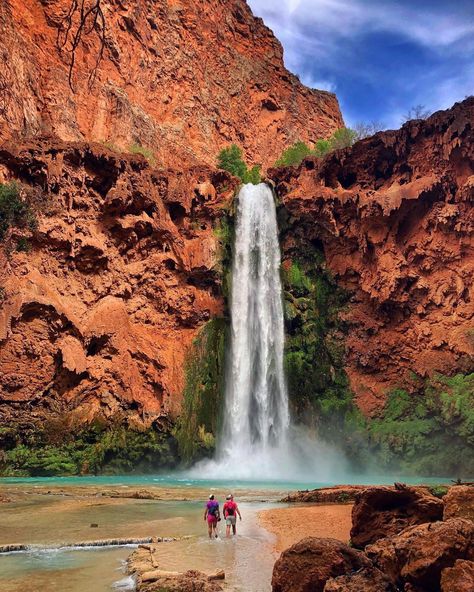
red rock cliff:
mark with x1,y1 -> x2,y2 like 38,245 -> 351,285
0,140 -> 237,428
271,98 -> 474,415
0,0 -> 342,169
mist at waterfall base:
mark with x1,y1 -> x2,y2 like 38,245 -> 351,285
191,183 -> 350,483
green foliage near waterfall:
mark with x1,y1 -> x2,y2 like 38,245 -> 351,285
0,419 -> 178,476
175,318 -> 227,463
280,235 -> 474,477
368,373 -> 474,476
217,144 -> 261,184
281,252 -> 359,440
274,127 -> 357,168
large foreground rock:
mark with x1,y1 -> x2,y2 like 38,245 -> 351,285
271,537 -> 371,592
366,518 -> 474,591
323,566 -> 396,591
441,559 -> 474,592
443,486 -> 474,522
350,485 -> 443,548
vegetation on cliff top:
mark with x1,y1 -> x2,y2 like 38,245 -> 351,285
217,144 -> 261,184
274,127 -> 357,167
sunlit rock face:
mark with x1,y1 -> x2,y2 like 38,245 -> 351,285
0,140 -> 238,428
270,97 -> 474,415
0,0 -> 342,169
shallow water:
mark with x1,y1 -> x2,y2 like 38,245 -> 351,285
0,548 -> 131,592
0,474 -> 451,592
0,472 -> 450,490
0,488 -> 280,592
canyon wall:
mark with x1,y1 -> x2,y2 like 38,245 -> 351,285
0,140 -> 237,435
271,98 -> 473,416
0,0 -> 342,169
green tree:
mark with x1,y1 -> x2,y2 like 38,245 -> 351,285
312,139 -> 331,158
217,144 -> 248,181
217,145 -> 260,184
274,141 -> 311,167
0,182 -> 37,241
329,127 -> 357,150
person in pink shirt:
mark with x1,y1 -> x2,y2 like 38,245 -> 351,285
203,494 -> 220,538
223,493 -> 242,537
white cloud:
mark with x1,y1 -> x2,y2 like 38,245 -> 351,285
250,0 -> 474,48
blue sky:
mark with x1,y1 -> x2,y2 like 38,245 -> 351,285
247,0 -> 474,129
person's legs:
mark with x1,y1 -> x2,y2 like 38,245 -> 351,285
226,517 -> 231,537
213,520 -> 218,538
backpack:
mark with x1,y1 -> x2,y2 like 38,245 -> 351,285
208,501 -> 219,516
226,501 -> 236,516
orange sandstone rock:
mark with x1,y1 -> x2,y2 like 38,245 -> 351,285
0,0 -> 343,170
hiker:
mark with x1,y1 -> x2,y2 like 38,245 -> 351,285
223,493 -> 241,537
204,494 -> 220,539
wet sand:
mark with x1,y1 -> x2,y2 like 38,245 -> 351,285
258,503 -> 353,552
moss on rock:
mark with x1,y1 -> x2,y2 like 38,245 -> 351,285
0,419 -> 178,477
175,318 -> 227,464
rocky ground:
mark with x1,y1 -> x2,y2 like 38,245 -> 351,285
271,484 -> 474,592
128,544 -> 225,592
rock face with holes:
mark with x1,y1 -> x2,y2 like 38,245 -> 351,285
0,140 -> 238,428
0,0 -> 342,169
270,97 -> 474,414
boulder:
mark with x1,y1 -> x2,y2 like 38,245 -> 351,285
323,566 -> 396,591
366,518 -> 474,591
441,559 -> 474,592
443,486 -> 474,522
271,537 -> 372,592
350,485 -> 444,548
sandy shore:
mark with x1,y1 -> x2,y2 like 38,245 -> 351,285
258,504 -> 353,552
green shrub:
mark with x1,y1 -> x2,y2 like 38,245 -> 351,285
0,421 -> 178,477
129,143 -> 156,165
328,127 -> 357,150
243,164 -> 262,185
217,144 -> 261,184
274,141 -> 312,167
273,128 -> 357,168
0,182 -> 37,241
312,139 -> 331,158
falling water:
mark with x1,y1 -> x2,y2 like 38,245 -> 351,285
192,183 -> 346,481
220,183 -> 289,463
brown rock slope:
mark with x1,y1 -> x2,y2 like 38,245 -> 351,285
270,97 -> 474,413
0,140 -> 237,428
0,0 -> 342,169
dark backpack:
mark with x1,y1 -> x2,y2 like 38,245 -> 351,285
226,502 -> 236,516
208,502 -> 219,516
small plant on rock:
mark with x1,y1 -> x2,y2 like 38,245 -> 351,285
0,182 -> 37,242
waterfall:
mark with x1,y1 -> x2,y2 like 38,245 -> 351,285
215,183 -> 290,477
191,182 -> 345,481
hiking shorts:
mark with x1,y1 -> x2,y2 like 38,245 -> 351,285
226,515 -> 236,526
